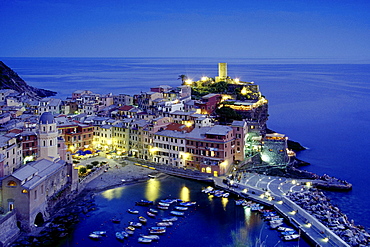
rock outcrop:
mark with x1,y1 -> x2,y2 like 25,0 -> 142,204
0,61 -> 56,98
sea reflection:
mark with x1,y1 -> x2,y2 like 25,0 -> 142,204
180,185 -> 190,202
145,178 -> 160,202
101,187 -> 125,200
221,197 -> 228,210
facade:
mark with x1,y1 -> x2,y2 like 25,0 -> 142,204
185,125 -> 235,176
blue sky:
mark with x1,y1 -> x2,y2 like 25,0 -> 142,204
1,0 -> 369,59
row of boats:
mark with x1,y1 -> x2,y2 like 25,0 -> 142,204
89,198 -> 197,243
235,198 -> 301,242
202,186 -> 230,198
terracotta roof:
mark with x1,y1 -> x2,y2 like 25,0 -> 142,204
118,105 -> 134,111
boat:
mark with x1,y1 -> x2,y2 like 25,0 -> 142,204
92,231 -> 106,236
149,229 -> 166,234
158,202 -> 170,207
170,210 -> 184,216
121,231 -> 129,238
136,200 -> 154,206
222,192 -> 230,198
277,227 -> 295,232
140,234 -> 160,241
157,221 -> 173,226
128,208 -> 139,214
138,216 -> 147,223
138,237 -> 152,243
89,233 -> 102,239
147,211 -> 156,217
251,204 -> 264,211
126,225 -> 136,231
235,199 -> 246,205
150,226 -> 166,230
148,174 -> 157,178
111,218 -> 121,223
179,201 -> 196,206
149,208 -> 158,214
269,219 -> 284,224
129,221 -> 143,228
174,206 -> 188,211
283,234 -> 300,241
202,186 -> 214,193
116,231 -> 125,240
270,221 -> 284,229
160,198 -> 178,204
162,216 -> 178,222
280,231 -> 296,236
126,229 -> 135,235
157,205 -> 169,210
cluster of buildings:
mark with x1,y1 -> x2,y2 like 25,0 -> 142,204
0,63 -> 292,236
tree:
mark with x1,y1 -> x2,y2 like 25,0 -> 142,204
79,167 -> 87,175
178,74 -> 187,85
216,106 -> 242,123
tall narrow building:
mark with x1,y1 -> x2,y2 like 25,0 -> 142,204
216,63 -> 227,82
37,112 -> 59,161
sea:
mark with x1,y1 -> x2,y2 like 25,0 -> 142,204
2,57 -> 370,246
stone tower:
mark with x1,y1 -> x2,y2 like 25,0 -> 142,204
37,112 -> 59,161
216,63 -> 227,82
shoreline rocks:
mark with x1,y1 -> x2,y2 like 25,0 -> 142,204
287,189 -> 370,246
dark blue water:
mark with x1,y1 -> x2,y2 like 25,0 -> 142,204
57,176 -> 309,247
2,57 -> 369,244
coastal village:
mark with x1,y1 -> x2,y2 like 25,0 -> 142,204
0,62 -> 368,247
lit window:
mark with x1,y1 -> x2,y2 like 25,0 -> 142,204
7,181 -> 17,187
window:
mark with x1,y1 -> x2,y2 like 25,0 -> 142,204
7,181 -> 17,187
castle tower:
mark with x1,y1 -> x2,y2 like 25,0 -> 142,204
37,112 -> 59,161
216,63 -> 227,82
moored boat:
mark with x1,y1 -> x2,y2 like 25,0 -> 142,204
158,202 -> 170,207
162,216 -> 178,222
179,201 -> 196,206
157,221 -> 173,227
150,226 -> 166,230
92,231 -> 106,236
116,231 -> 125,240
283,233 -> 300,241
277,226 -> 294,232
138,216 -> 147,223
138,237 -> 152,243
140,234 -> 160,241
149,208 -> 158,214
147,211 -> 156,217
170,210 -> 184,216
129,221 -> 143,228
111,218 -> 121,223
136,200 -> 154,206
174,206 -> 188,211
149,229 -> 166,234
89,233 -> 102,240
157,205 -> 169,210
128,208 -> 139,214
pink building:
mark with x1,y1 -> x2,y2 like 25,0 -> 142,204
185,125 -> 235,176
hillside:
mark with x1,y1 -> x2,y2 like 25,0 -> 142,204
0,61 -> 56,98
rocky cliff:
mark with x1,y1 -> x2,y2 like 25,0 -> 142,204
0,61 -> 57,98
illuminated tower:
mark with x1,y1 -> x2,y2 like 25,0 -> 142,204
216,63 -> 227,82
37,112 -> 60,162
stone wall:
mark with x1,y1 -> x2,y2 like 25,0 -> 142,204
0,210 -> 20,247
